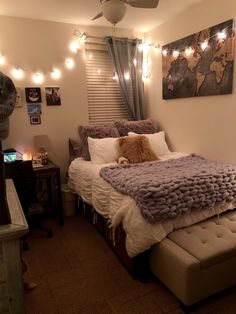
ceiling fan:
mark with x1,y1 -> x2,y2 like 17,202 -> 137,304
92,0 -> 160,25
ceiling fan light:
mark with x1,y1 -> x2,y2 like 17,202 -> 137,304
102,0 -> 127,25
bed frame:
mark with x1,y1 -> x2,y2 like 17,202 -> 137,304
81,200 -> 150,281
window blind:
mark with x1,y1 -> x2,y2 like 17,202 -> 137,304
85,43 -> 131,124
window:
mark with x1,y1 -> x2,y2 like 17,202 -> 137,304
85,43 -> 131,124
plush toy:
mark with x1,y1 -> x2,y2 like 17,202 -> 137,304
118,156 -> 129,164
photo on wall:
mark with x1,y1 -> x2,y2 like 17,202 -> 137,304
15,87 -> 23,108
45,87 -> 61,106
27,103 -> 42,115
25,87 -> 42,103
30,115 -> 41,125
162,19 -> 235,99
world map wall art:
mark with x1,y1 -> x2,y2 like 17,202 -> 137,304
162,19 -> 235,99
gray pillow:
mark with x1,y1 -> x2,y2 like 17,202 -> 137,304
69,138 -> 81,162
78,125 -> 119,161
114,119 -> 158,136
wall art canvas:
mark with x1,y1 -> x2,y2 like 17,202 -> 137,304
162,19 -> 235,99
27,103 -> 42,115
15,87 -> 23,108
45,87 -> 61,106
25,87 -> 42,103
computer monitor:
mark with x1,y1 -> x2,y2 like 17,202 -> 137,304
4,149 -> 17,163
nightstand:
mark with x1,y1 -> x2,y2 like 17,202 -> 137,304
33,161 -> 64,225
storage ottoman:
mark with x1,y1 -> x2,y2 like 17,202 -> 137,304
149,210 -> 236,306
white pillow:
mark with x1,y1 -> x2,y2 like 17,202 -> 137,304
88,137 -> 119,164
128,131 -> 171,156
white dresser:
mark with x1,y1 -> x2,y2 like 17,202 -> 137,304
0,179 -> 28,314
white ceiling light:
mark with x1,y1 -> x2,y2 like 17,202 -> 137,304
102,0 -> 126,25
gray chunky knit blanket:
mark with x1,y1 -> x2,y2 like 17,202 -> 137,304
100,154 -> 236,223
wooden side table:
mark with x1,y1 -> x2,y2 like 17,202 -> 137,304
33,162 -> 64,225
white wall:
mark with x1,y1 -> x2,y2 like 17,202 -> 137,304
1,16 -> 140,180
145,0 -> 236,164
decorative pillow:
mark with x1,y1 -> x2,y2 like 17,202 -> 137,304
118,135 -> 158,164
114,119 -> 158,136
128,131 -> 171,156
88,137 -> 119,164
68,138 -> 81,162
78,125 -> 119,161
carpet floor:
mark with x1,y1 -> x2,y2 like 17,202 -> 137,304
23,214 -> 236,314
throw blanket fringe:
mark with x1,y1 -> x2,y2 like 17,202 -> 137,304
100,154 -> 236,223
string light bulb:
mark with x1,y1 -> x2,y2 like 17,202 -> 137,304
65,58 -> 74,69
201,41 -> 208,51
218,31 -> 226,40
33,72 -> 44,84
133,59 -> 137,66
12,68 -> 24,79
185,47 -> 194,56
97,69 -> 101,74
124,72 -> 130,80
51,69 -> 61,79
70,41 -> 80,53
173,50 -> 179,58
162,49 -> 168,56
0,55 -> 6,65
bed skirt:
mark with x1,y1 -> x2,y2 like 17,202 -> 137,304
81,201 -> 150,281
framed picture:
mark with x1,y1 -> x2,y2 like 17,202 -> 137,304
45,87 -> 61,106
162,19 -> 235,99
25,87 -> 42,103
30,115 -> 41,125
15,87 -> 23,108
27,103 -> 42,115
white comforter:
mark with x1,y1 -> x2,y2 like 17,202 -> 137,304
68,153 -> 236,257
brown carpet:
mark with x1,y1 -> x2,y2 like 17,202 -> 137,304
23,214 -> 236,314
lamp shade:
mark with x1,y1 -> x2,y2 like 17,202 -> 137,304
102,0 -> 126,25
34,135 -> 49,149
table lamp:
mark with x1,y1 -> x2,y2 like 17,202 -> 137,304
34,134 -> 49,165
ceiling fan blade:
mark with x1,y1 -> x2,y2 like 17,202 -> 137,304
91,12 -> 103,21
124,0 -> 159,8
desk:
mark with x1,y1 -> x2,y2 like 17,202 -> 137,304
33,162 -> 64,225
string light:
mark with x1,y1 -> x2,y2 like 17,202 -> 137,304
112,72 -> 118,81
173,50 -> 179,58
143,60 -> 151,79
97,69 -> 101,74
89,53 -> 93,59
162,24 -> 232,56
0,55 -> 5,65
133,59 -> 137,66
185,47 -> 194,56
218,31 -> 226,40
201,41 -> 208,51
65,58 -> 74,69
33,73 -> 44,84
124,72 -> 130,80
162,49 -> 168,56
70,41 -> 80,53
12,68 -> 24,79
51,69 -> 61,79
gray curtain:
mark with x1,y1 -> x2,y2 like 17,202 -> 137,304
105,37 -> 144,121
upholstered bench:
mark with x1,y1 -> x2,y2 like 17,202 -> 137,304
149,209 -> 236,308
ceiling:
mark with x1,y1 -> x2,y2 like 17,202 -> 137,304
0,0 -> 203,33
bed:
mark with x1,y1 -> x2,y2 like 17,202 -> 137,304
68,120 -> 236,306
68,153 -> 236,258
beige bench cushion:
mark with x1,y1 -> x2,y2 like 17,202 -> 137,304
168,210 -> 236,269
